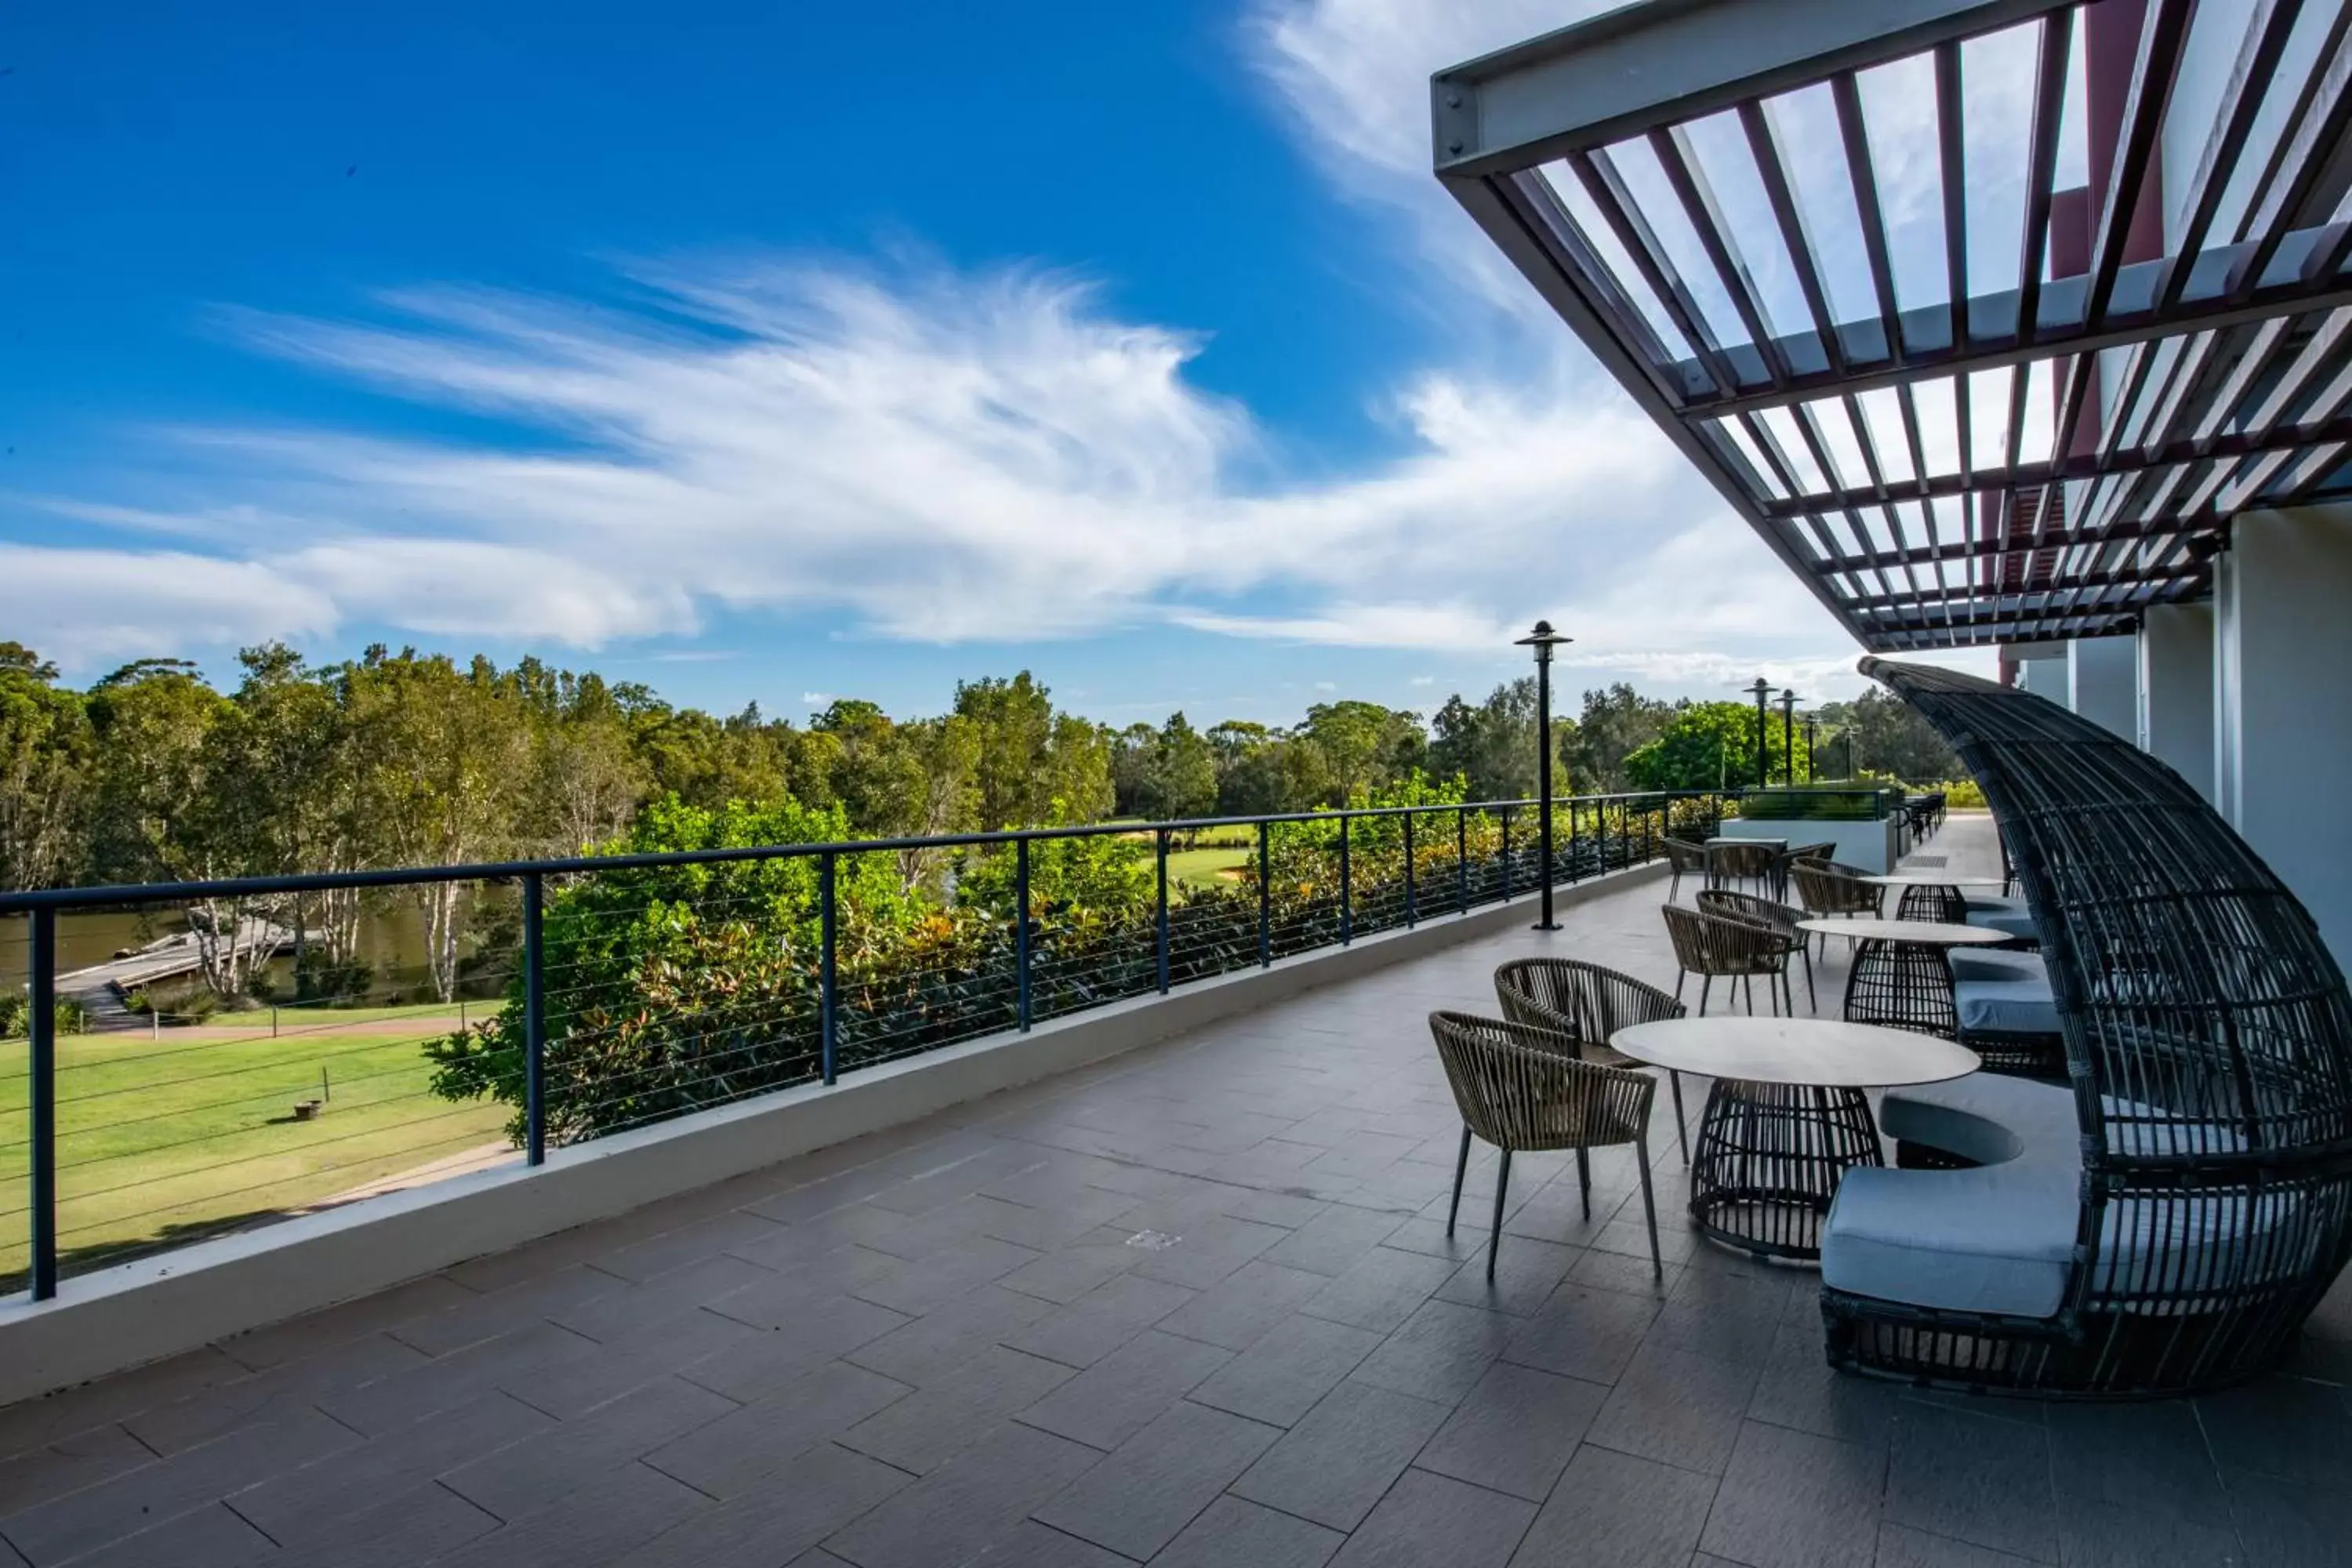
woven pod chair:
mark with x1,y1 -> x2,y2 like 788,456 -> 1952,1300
1790,862 -> 1885,952
1428,1011 -> 1661,1281
1662,837 -> 1708,902
1661,903 -> 1788,1017
1697,888 -> 1814,1011
1494,957 -> 1692,1163
1818,658 -> 2352,1398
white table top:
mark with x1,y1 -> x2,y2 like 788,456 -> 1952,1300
1796,917 -> 2008,946
1861,873 -> 2006,887
1704,836 -> 1785,848
1610,1017 -> 1981,1087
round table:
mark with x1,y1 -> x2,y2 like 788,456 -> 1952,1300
1611,1017 -> 1980,1263
1860,875 -> 2005,887
1800,918 -> 2006,1041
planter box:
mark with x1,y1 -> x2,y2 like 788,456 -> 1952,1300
1715,815 -> 1898,873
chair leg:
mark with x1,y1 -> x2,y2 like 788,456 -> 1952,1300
1486,1149 -> 1512,1282
1743,975 -> 1755,1015
1669,1071 -> 1690,1165
1635,1136 -> 1662,1280
1445,1124 -> 1471,1238
1575,1146 -> 1592,1221
1802,947 -> 1817,1011
1674,968 -> 1687,1006
1698,975 -> 1711,1015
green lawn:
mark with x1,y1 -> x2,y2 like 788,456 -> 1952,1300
1,1021 -> 510,1287
1167,844 -> 1252,891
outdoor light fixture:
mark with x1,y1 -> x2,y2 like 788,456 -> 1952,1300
1515,620 -> 1572,930
1778,690 -> 1798,787
1804,717 -> 1819,784
1744,677 -> 1772,790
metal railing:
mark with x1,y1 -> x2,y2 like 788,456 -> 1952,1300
0,789 -> 1726,1299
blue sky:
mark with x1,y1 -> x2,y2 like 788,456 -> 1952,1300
0,0 -> 1951,725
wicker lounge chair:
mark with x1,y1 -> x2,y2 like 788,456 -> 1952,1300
1662,837 -> 1707,902
1697,888 -> 1815,1011
1662,903 -> 1789,1017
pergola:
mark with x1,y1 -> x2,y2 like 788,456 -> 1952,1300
1433,0 -> 2352,652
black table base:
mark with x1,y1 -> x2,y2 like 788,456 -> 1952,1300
1689,1080 -> 1883,1261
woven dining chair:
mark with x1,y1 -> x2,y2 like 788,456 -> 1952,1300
1428,1011 -> 1662,1281
1788,862 -> 1884,953
1696,888 -> 1813,1011
1494,956 -> 1691,1164
1662,837 -> 1707,902
1705,839 -> 1780,898
1661,903 -> 1788,1016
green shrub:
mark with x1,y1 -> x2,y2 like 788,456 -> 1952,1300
0,993 -> 90,1040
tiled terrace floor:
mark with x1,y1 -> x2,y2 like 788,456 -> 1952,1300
2,816 -> 2349,1568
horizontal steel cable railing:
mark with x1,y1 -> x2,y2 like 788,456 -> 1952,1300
0,791 -> 1726,1298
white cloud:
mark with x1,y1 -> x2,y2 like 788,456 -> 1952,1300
0,544 -> 336,668
24,0 -> 1973,701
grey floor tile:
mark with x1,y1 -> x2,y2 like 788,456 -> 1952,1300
386,1265 -> 625,1359
1586,1338 -> 1761,1478
1228,1380 -> 1450,1533
316,1320 -> 597,1436
1263,1204 -> 1407,1277
1431,1236 -> 1581,1318
2044,1399 -> 2231,1529
1874,1523 -> 2042,1567
1151,1495 -> 1343,1568
441,1375 -> 737,1521
125,1334 -> 429,1459
1157,1260 -> 1333,1351
523,1305 -> 768,1419
2194,1375 -> 2352,1490
1299,1247 -> 1456,1334
1189,1315 -> 1384,1428
3,1405 -> 360,1566
702,1242 -> 904,1312
1508,1444 -> 1716,1568
1564,1244 -> 1680,1299
216,1273 -> 479,1372
64,1501 -> 271,1568
1000,1273 -> 1196,1370
593,1210 -> 788,1283
1415,1361 -> 1605,1503
840,1346 -> 1073,1475
229,1388 -> 553,1541
1349,1298 -> 1515,1407
1697,1418 -> 1884,1568
822,1421 -> 1104,1568
963,1519 -> 1133,1566
1127,1214 -> 1292,1292
1500,1282 -> 1658,1385
2053,1499 -> 2242,1567
429,1459 -> 710,1568
260,1483 -> 503,1568
647,1360 -> 912,1498
613,1443 -> 913,1568
852,1236 -> 1044,1316
996,1236 -> 1145,1305
1327,1467 -> 1535,1567
960,1189 -> 1144,1253
2221,1465 -> 2352,1568
552,1254 -> 774,1344
1883,1401 -> 2058,1564
1033,1399 -> 1279,1559
1748,1315 -> 1899,1451
0,1426 -> 162,1518
681,1297 -> 911,1403
846,1285 -> 1058,1385
1016,1330 -> 1231,1450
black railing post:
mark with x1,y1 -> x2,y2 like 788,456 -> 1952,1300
1338,813 -> 1352,945
1257,821 -> 1272,968
1597,801 -> 1609,874
820,851 -> 839,1085
1403,811 -> 1417,927
1015,837 -> 1033,1032
29,907 -> 57,1301
1456,807 -> 1468,913
1501,805 -> 1512,899
1156,829 -> 1171,995
523,872 -> 546,1167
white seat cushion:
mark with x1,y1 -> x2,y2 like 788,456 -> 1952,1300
1965,905 -> 2039,941
1948,949 -> 2045,985
1954,977 -> 2061,1036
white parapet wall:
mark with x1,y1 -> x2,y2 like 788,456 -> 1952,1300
0,862 -> 1666,1408
1713,815 -> 1898,873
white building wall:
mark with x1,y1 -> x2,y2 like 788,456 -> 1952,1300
2214,506 -> 2352,966
2016,655 -> 2069,704
2137,601 -> 2215,800
2067,636 -> 2139,739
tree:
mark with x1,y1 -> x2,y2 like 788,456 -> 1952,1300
952,673 -> 1112,828
1621,701 -> 1809,791
1299,701 -> 1425,803
1812,691 -> 1958,784
1428,679 -> 1546,801
1137,712 -> 1218,820
1558,683 -> 1675,794
0,644 -> 94,891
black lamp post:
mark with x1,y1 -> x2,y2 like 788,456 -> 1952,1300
1804,717 -> 1819,782
1778,690 -> 1798,786
1744,677 -> 1772,789
1515,620 -> 1572,931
